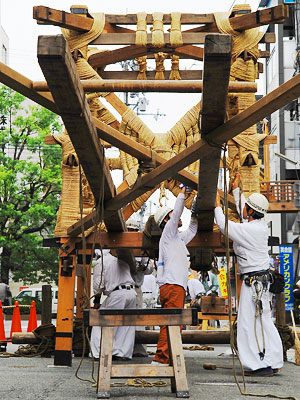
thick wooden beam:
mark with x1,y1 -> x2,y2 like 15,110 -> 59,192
86,231 -> 225,249
33,6 -> 94,32
105,14 -> 215,25
0,62 -> 57,113
99,70 -> 203,80
91,32 -> 205,46
32,79 -> 257,93
197,34 -> 232,231
37,35 -> 135,269
103,72 -> 300,213
194,4 -> 288,33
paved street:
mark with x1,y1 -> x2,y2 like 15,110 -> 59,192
1,318 -> 299,400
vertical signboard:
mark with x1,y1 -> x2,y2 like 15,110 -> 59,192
218,268 -> 228,299
279,245 -> 294,311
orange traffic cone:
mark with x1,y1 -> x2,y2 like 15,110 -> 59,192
27,300 -> 37,332
0,300 -> 6,341
10,301 -> 22,339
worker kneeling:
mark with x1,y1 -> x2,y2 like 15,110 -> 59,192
214,173 -> 283,377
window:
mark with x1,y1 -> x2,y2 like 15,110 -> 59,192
2,45 -> 7,64
16,290 -> 32,299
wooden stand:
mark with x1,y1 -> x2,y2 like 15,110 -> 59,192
85,308 -> 198,399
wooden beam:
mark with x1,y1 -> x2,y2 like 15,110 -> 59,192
194,4 -> 288,33
37,34 -> 135,268
32,79 -> 257,93
0,62 -> 57,113
104,13 -> 215,25
197,34 -> 232,231
86,231 -> 225,249
33,6 -> 94,32
99,70 -> 203,80
103,71 -> 300,213
91,32 -> 206,46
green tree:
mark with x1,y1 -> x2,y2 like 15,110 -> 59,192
0,86 -> 62,284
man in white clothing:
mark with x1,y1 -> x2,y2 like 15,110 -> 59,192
187,274 -> 205,302
152,186 -> 198,365
141,273 -> 157,308
214,173 -> 283,377
90,249 -> 136,360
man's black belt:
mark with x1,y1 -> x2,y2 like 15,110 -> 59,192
112,284 -> 134,291
240,269 -> 271,286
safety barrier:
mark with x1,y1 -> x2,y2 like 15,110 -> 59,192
0,300 -> 37,342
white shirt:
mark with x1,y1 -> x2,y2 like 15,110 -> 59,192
93,250 -> 135,296
141,274 -> 157,299
132,257 -> 154,288
157,193 -> 198,290
214,188 -> 269,274
187,278 -> 205,300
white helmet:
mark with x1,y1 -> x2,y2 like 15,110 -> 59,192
154,206 -> 173,227
126,215 -> 140,230
246,193 -> 269,216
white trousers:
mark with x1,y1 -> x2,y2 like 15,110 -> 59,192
237,281 -> 283,371
91,289 -> 136,359
132,288 -> 148,356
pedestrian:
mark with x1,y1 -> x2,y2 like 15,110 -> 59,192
214,172 -> 283,377
90,249 -> 136,361
0,278 -> 12,314
199,270 -> 219,296
152,185 -> 198,365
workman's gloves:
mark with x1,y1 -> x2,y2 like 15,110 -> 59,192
179,183 -> 193,193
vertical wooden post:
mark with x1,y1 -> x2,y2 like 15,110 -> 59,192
54,238 -> 76,366
41,284 -> 52,326
97,326 -> 114,399
76,249 -> 92,319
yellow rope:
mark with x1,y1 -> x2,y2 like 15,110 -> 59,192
151,12 -> 164,47
169,55 -> 181,80
170,12 -> 183,47
136,56 -> 147,80
155,52 -> 167,80
135,12 -> 147,46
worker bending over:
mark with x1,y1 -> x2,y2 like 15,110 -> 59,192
152,185 -> 198,365
91,249 -> 136,361
214,173 -> 283,377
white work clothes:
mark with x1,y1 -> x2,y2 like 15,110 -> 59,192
93,251 -> 135,295
91,251 -> 136,359
142,274 -> 158,308
237,281 -> 283,370
214,188 -> 269,274
157,193 -> 198,290
187,278 -> 205,301
91,290 -> 136,359
214,188 -> 283,371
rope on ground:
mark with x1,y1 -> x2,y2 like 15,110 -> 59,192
183,345 -> 214,351
107,378 -> 169,388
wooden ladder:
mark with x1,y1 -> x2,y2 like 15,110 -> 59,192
85,308 -> 198,399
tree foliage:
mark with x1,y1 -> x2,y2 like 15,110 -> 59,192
0,86 -> 62,284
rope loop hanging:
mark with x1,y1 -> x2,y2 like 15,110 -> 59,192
151,12 -> 164,47
170,12 -> 183,47
135,12 -> 147,46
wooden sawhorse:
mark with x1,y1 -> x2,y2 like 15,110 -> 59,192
84,308 -> 198,399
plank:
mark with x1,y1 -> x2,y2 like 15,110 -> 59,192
91,32 -> 207,45
33,79 -> 257,93
97,326 -> 114,397
197,34 -> 232,231
103,71 -> 300,213
168,326 -> 189,395
33,6 -> 93,32
88,308 -> 194,327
